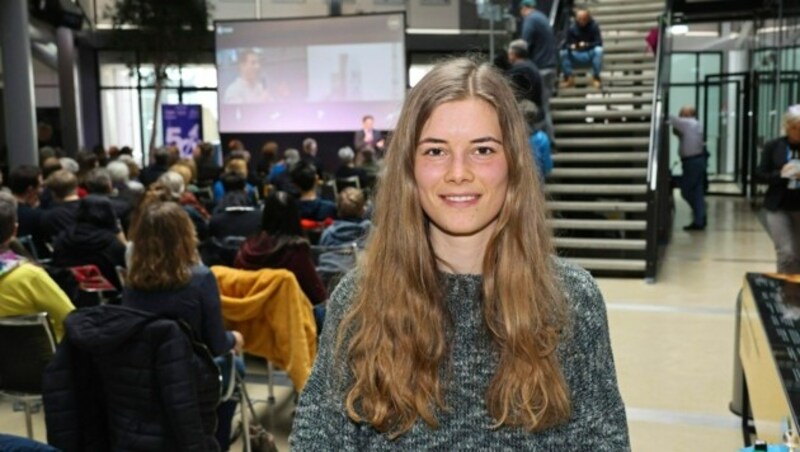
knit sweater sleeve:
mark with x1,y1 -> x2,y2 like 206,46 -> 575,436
556,260 -> 630,450
291,272 -> 362,450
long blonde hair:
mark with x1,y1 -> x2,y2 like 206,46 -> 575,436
337,58 -> 571,437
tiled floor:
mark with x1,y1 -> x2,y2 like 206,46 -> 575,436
0,192 -> 776,451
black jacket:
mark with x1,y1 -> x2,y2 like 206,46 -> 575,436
43,305 -> 221,452
565,19 -> 603,50
755,137 -> 800,211
506,59 -> 544,117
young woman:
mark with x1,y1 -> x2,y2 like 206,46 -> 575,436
756,105 -> 800,274
291,58 -> 629,449
121,201 -> 243,450
234,191 -> 326,306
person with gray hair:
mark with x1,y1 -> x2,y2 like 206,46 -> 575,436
506,39 -> 545,127
158,171 -> 209,240
519,0 -> 557,138
58,157 -> 80,174
0,192 -> 75,340
335,146 -> 368,189
669,105 -> 707,231
756,104 -> 800,273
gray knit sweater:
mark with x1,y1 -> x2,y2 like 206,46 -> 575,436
291,259 -> 630,450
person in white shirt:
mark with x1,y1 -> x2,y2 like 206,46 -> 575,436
223,50 -> 272,104
669,105 -> 707,231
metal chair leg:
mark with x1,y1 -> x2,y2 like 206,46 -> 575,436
23,401 -> 34,439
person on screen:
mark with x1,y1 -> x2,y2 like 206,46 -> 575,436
354,115 -> 385,154
223,50 -> 272,104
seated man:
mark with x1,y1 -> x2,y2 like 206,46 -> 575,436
41,170 -> 81,245
560,8 -> 604,89
0,192 -> 75,340
8,165 -> 46,256
320,187 -> 371,248
291,161 -> 337,223
209,172 -> 262,240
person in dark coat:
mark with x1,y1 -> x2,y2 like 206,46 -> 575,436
506,39 -> 545,124
51,195 -> 126,290
235,191 -> 327,305
42,304 -> 221,451
755,105 -> 800,273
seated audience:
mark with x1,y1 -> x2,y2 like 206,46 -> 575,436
291,161 -> 337,222
58,157 -> 80,175
560,8 -> 604,89
301,138 -> 325,178
256,141 -> 278,185
41,170 -> 81,245
140,148 -> 170,187
506,39 -> 545,124
234,191 -> 327,305
86,168 -> 133,233
158,171 -> 209,240
39,157 -> 63,209
121,201 -> 244,450
169,163 -> 211,219
356,147 -> 380,191
213,158 -> 258,204
269,150 -> 302,198
8,165 -> 46,256
52,195 -> 127,290
106,160 -> 144,208
195,142 -> 221,187
210,172 -> 262,240
335,146 -> 368,189
320,188 -> 371,248
0,192 -> 75,340
75,150 -> 99,188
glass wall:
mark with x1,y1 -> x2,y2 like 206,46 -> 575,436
667,52 -> 722,176
99,52 -> 219,166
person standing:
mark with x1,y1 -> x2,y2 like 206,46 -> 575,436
506,40 -> 545,124
756,105 -> 800,273
669,106 -> 707,231
560,8 -> 604,89
519,0 -> 557,140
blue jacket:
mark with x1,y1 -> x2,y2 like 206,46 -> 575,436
530,130 -> 553,181
565,19 -> 603,50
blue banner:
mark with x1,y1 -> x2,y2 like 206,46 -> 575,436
162,104 -> 203,158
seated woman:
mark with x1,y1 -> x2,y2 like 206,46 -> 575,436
158,171 -> 209,241
213,158 -> 258,205
0,193 -> 75,340
52,195 -> 127,290
234,191 -> 326,306
121,201 -> 244,451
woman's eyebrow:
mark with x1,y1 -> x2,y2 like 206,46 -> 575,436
417,136 -> 502,145
470,136 -> 502,144
418,137 -> 447,145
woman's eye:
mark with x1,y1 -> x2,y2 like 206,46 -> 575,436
423,147 -> 445,156
475,146 -> 495,155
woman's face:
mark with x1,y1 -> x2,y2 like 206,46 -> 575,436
414,98 -> 509,242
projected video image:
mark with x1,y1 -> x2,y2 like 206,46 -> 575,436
215,14 -> 406,133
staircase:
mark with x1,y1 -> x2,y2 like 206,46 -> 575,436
547,0 -> 663,275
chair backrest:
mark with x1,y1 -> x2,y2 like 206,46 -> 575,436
321,179 -> 337,201
15,236 -> 40,261
336,176 -> 361,191
0,313 -> 57,394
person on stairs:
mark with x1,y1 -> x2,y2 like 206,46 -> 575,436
559,8 -> 604,89
669,106 -> 707,231
519,0 -> 557,141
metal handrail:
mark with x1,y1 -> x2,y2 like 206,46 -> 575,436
644,0 -> 673,281
549,0 -> 562,27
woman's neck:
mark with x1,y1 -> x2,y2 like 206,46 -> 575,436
429,225 -> 495,275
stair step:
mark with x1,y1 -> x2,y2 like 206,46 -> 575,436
555,123 -> 651,133
589,2 -> 664,14
605,42 -> 654,53
549,168 -> 648,178
554,237 -> 647,250
551,96 -> 653,107
573,74 -> 653,84
592,12 -> 661,24
602,32 -> 652,41
552,109 -> 652,120
550,219 -> 647,230
606,22 -> 660,32
565,257 -> 647,272
571,63 -> 655,73
605,53 -> 658,63
558,85 -> 653,96
557,137 -> 650,148
552,152 -> 649,162
548,201 -> 648,212
546,184 -> 648,195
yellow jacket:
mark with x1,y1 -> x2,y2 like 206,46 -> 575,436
211,266 -> 317,391
0,262 -> 75,340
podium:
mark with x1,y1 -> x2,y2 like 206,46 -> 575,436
740,273 -> 800,446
